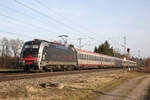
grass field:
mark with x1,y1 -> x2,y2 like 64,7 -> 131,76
0,69 -> 23,71
0,70 -> 147,100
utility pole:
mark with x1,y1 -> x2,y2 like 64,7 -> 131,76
138,50 -> 140,58
123,36 -> 126,56
78,38 -> 83,49
69,37 -> 93,49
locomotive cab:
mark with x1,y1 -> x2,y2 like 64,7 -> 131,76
20,39 -> 42,71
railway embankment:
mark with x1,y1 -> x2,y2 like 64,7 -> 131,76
0,70 -> 147,100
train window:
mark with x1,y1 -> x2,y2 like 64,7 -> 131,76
105,58 -> 107,62
83,54 -> 85,59
80,54 -> 81,59
49,45 -> 56,48
107,58 -> 110,62
80,54 -> 82,59
92,56 -> 94,60
24,45 -> 30,48
84,55 -> 87,59
82,54 -> 84,59
81,54 -> 83,59
79,53 -> 81,59
98,57 -> 100,61
91,56 -> 93,60
24,44 -> 39,49
90,55 -> 92,60
32,45 -> 39,49
100,57 -> 103,61
107,58 -> 109,62
81,54 -> 82,59
85,54 -> 87,59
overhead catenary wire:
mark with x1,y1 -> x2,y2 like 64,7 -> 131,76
0,29 -> 51,41
1,0 -> 97,48
34,0 -> 92,32
0,13 -> 60,36
33,0 -> 101,49
0,5 -> 63,38
0,5 -> 61,35
34,0 -> 95,47
14,0 -> 86,35
33,0 -> 96,38
0,30 -> 33,39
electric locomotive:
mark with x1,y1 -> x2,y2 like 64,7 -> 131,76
20,39 -> 77,71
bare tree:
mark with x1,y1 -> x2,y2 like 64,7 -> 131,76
0,37 -> 24,68
0,38 -> 10,57
0,38 -> 11,67
10,39 -> 24,58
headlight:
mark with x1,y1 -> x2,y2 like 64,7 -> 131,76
21,60 -> 25,64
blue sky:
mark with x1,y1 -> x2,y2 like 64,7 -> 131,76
0,0 -> 150,58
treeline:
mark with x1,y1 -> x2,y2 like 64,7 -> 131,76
146,58 -> 150,67
0,37 -> 23,69
94,40 -> 124,58
94,40 -> 146,67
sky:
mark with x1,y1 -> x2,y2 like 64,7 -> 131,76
0,0 -> 150,58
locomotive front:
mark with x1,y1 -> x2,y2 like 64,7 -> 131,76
20,39 -> 42,71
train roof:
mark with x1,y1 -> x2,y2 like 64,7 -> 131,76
75,49 -> 127,61
75,49 -> 114,58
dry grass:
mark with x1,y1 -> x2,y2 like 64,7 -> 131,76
0,69 -> 23,71
143,85 -> 150,100
0,70 -> 147,100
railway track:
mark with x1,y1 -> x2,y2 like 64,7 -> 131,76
0,68 -> 121,82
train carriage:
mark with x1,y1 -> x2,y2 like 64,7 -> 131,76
75,49 -> 116,68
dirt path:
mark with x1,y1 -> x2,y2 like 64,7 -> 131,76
95,75 -> 150,100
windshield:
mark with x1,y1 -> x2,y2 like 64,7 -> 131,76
24,44 -> 39,49
22,42 -> 40,57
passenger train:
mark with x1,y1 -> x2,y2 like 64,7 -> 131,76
20,39 -> 137,72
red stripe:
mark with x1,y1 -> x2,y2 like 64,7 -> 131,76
78,64 -> 114,66
22,58 -> 37,61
